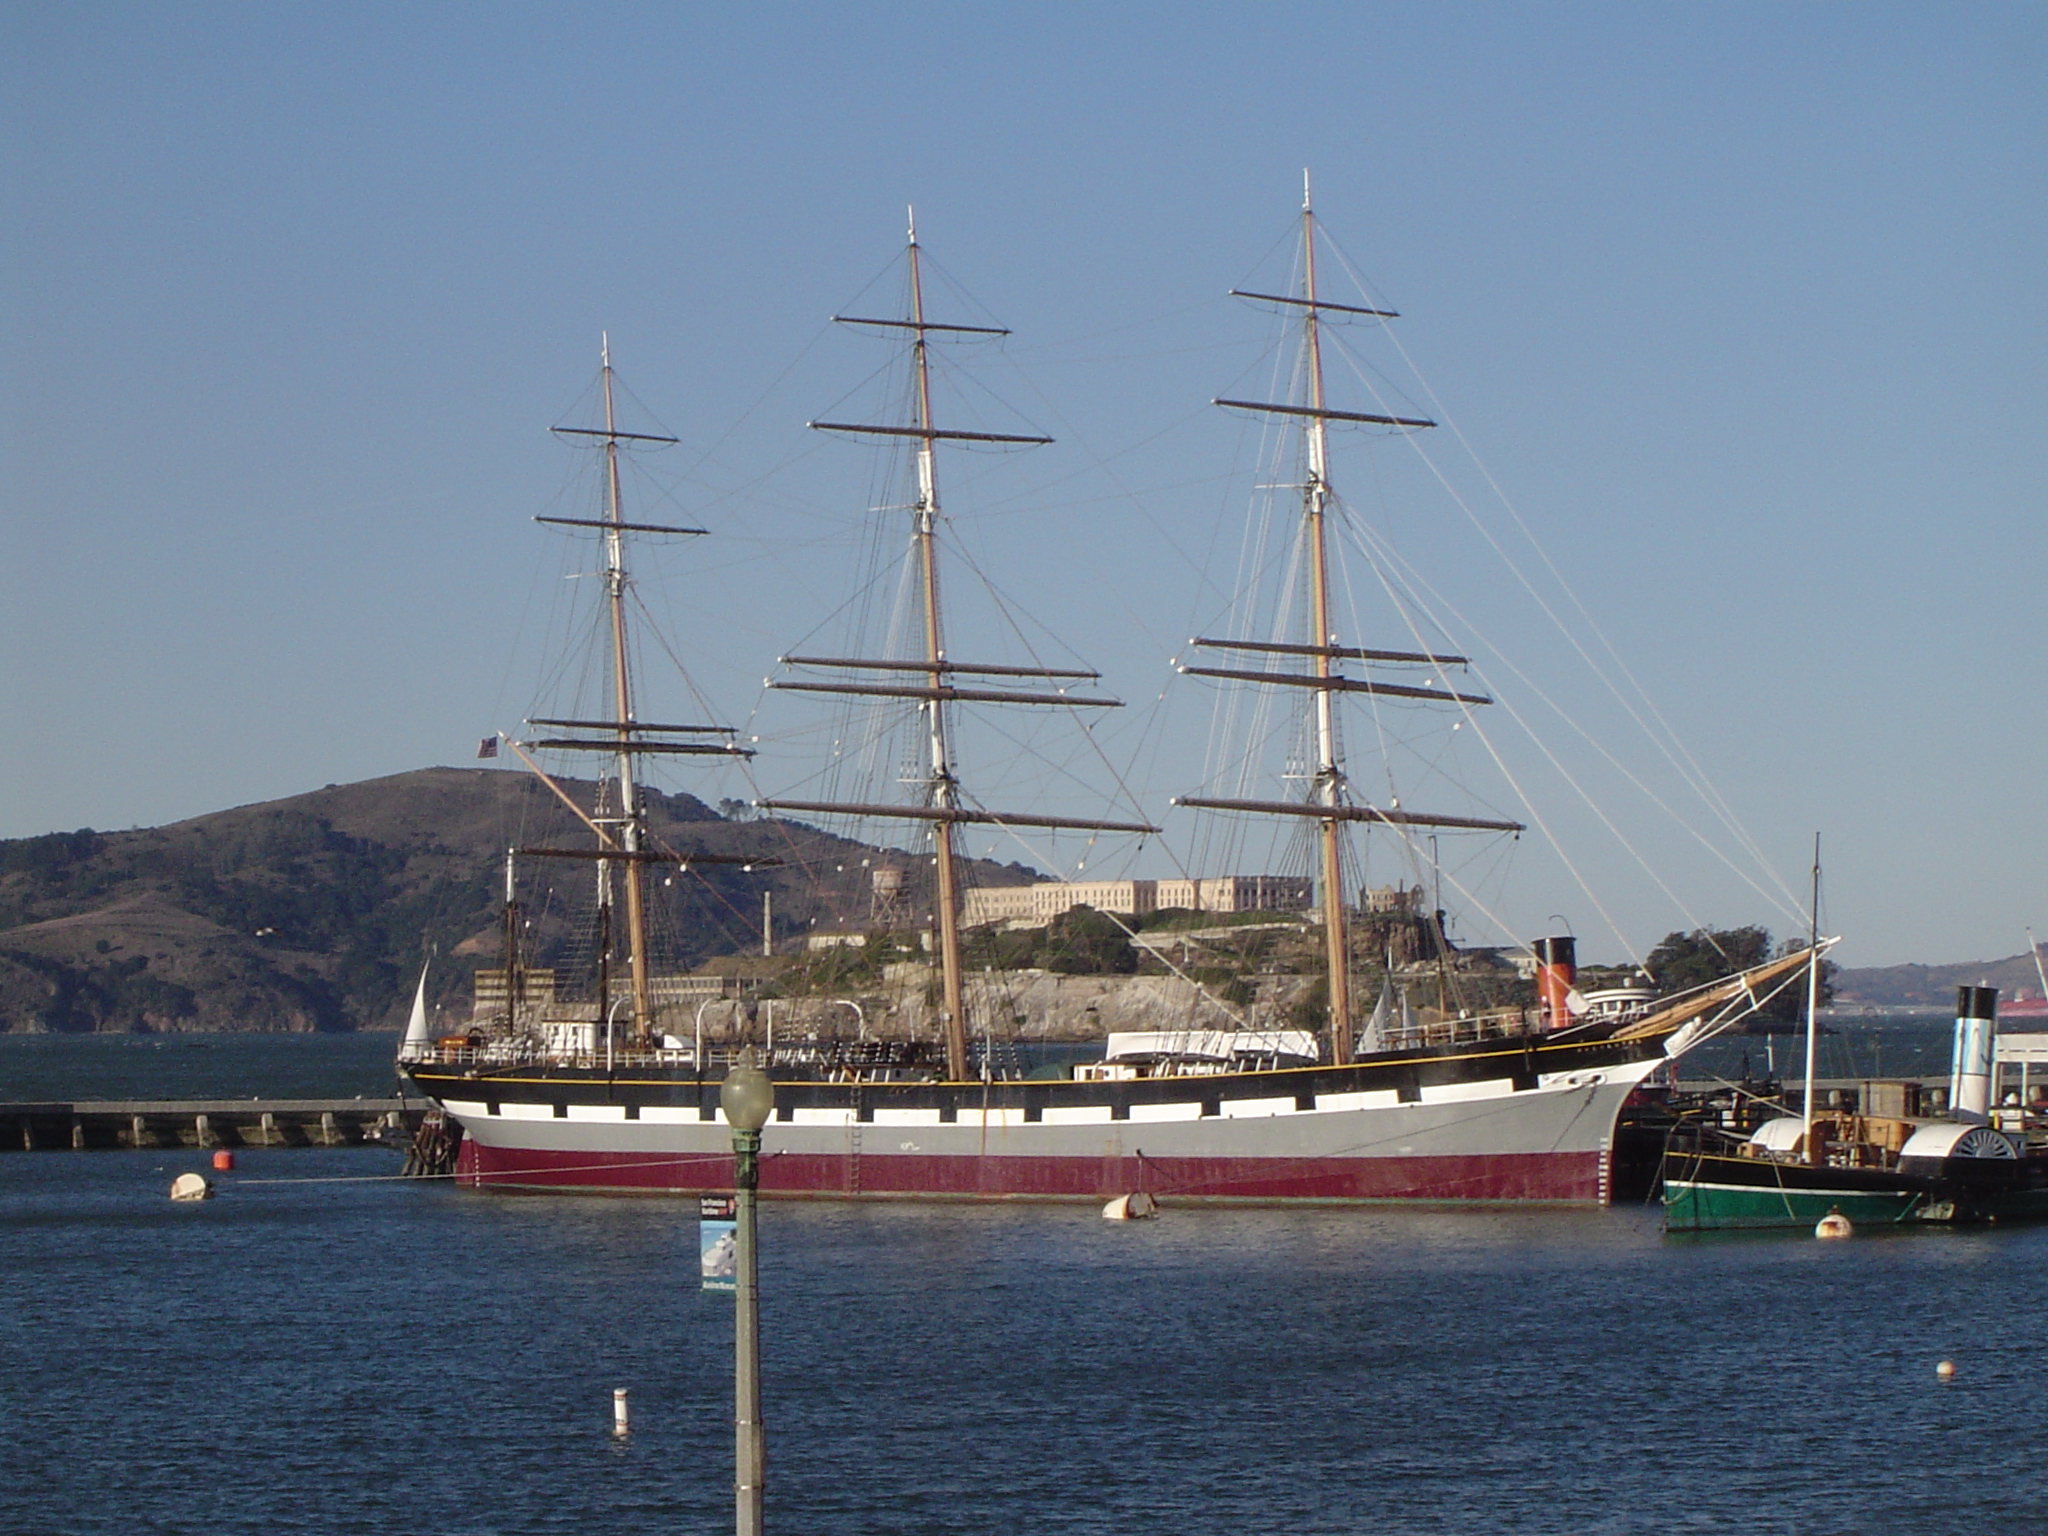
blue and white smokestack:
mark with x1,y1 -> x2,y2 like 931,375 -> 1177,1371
1950,985 -> 1999,1123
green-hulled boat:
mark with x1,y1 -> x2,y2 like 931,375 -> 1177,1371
1662,1120 -> 2047,1231
1663,984 -> 2048,1232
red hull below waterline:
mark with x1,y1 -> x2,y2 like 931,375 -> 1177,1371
453,1139 -> 1606,1204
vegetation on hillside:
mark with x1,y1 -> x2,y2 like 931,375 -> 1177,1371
1645,925 -> 1834,1023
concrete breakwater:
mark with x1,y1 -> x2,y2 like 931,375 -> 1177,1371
1,1098 -> 421,1151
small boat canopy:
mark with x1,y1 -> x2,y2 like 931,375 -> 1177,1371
1104,1029 -> 1319,1064
1748,1117 -> 1807,1155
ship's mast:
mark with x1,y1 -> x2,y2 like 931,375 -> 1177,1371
597,337 -> 656,1042
1175,178 -> 1526,1064
502,848 -> 522,1029
761,214 -> 1158,1080
519,343 -> 766,1052
896,218 -> 970,1068
1800,832 -> 1822,1150
1298,182 -> 1353,1060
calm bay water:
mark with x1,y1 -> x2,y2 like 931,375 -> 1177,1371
1681,1014 -> 1961,1087
5,1024 -> 2040,1534
7,1151 -> 2044,1535
0,1031 -> 406,1102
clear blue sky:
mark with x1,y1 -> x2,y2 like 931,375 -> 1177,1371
4,3 -> 2042,968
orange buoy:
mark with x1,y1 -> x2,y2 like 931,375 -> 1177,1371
211,1150 -> 235,1172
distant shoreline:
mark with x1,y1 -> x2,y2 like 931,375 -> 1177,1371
15,1008 -> 2043,1037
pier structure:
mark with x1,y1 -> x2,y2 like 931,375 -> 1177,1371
0,1098 -> 423,1152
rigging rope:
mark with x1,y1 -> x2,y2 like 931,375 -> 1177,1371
1316,236 -> 1803,920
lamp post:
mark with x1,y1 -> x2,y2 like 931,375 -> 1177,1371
605,994 -> 630,1074
720,1050 -> 774,1536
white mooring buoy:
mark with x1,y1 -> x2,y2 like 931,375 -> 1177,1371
1937,1360 -> 1957,1381
1814,1208 -> 1853,1240
1101,1191 -> 1159,1221
168,1172 -> 212,1202
612,1387 -> 630,1436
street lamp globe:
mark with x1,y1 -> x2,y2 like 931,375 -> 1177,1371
720,1050 -> 775,1131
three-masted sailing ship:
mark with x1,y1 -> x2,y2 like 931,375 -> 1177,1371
400,201 -> 1818,1204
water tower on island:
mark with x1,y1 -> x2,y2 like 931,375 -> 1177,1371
868,863 -> 909,931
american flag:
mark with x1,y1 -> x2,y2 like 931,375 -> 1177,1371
477,736 -> 498,760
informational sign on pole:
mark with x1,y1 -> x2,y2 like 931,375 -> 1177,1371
699,1194 -> 737,1292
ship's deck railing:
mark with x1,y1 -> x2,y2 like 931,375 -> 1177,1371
397,1042 -> 952,1077
398,1044 -> 701,1071
1379,1008 -> 1538,1051
398,1006 -> 1596,1077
